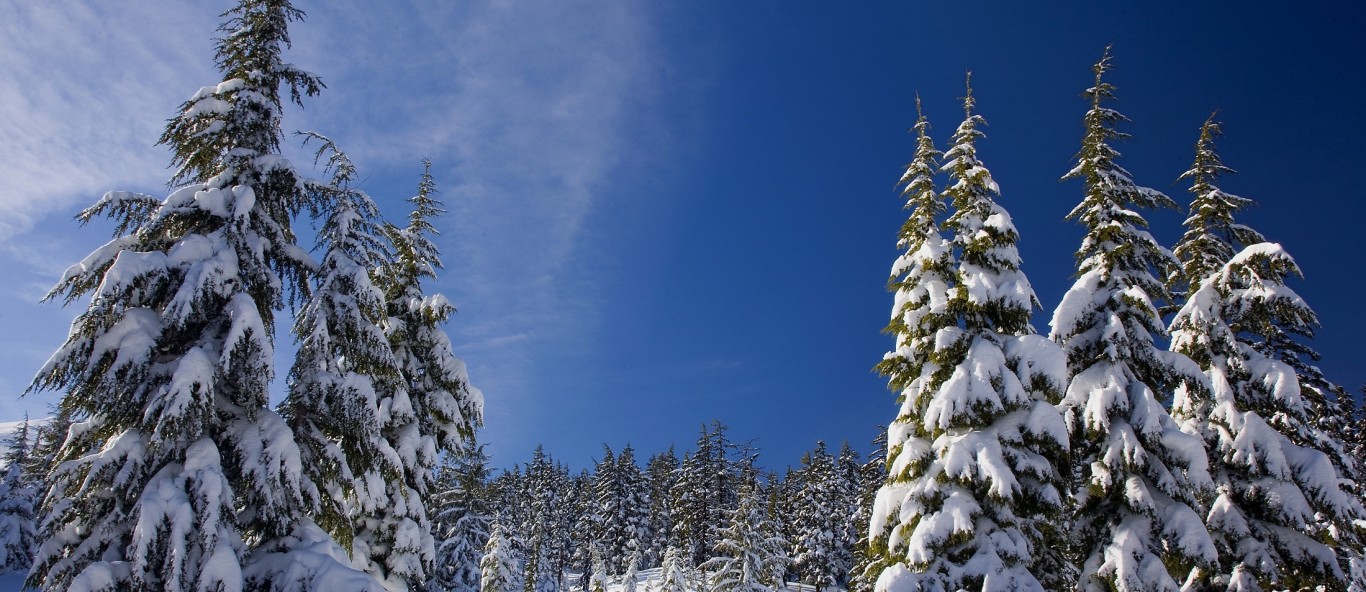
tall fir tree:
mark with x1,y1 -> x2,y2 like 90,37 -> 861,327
868,96 -> 949,592
672,422 -> 740,567
873,95 -> 952,398
847,429 -> 886,592
281,133 -> 401,562
1169,115 -> 1363,591
360,161 -> 485,589
24,1 -> 382,589
1048,48 -> 1217,592
1171,245 -> 1361,590
1168,114 -> 1264,300
873,76 -> 1069,592
593,445 -> 624,575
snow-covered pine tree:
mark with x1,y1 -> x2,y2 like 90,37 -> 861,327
1049,48 -> 1217,591
847,430 -> 886,592
1172,245 -> 1361,590
645,448 -> 680,568
0,417 -> 37,574
872,75 -> 1069,592
702,480 -> 789,592
1169,115 -> 1364,590
868,96 -> 950,592
617,446 -> 652,574
791,441 -> 841,591
622,552 -> 642,592
593,445 -> 624,575
1168,114 -> 1264,300
655,544 -> 695,592
26,1 -> 380,589
588,548 -> 609,592
673,423 -> 741,567
833,442 -> 862,587
281,133 -> 401,563
481,520 -> 521,592
361,160 -> 485,589
872,95 -> 952,401
431,442 -> 493,592
567,470 -> 598,584
522,446 -> 571,592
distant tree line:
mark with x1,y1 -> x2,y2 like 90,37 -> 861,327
434,421 -> 886,592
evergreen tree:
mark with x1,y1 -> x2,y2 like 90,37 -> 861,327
1172,243 -> 1361,590
361,161 -> 485,589
588,549 -> 609,592
873,95 -> 953,398
431,442 -> 493,592
873,75 -> 1069,592
791,442 -> 841,591
281,132 -> 401,559
622,552 -> 642,592
847,430 -> 886,592
1169,115 -> 1363,590
669,421 -> 737,563
673,421 -> 741,566
617,446 -> 652,574
1168,113 -> 1264,300
0,418 -> 37,574
25,2 -> 378,589
702,481 -> 789,592
831,442 -> 862,589
645,449 -> 680,567
1049,48 -> 1216,591
654,544 -> 695,592
481,521 -> 521,592
593,445 -> 623,575
869,96 -> 950,592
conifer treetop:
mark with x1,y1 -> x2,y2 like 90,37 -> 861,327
877,95 -> 953,395
1170,113 -> 1264,293
943,73 -> 1038,335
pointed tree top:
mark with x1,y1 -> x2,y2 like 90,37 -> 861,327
961,70 -> 976,116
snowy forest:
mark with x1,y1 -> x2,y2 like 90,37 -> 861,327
1,1 -> 1365,591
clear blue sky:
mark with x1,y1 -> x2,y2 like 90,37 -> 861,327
0,1 -> 1362,472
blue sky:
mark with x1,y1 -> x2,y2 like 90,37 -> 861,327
1,1 -> 1362,472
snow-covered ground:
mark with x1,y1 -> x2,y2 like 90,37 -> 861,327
0,568 -> 836,592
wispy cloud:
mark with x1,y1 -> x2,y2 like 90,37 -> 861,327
0,1 -> 665,458
0,3 -> 216,241
292,1 -> 666,458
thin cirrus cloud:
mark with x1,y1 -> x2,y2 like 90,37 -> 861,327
0,1 -> 666,457
0,3 -> 216,241
292,1 -> 665,454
